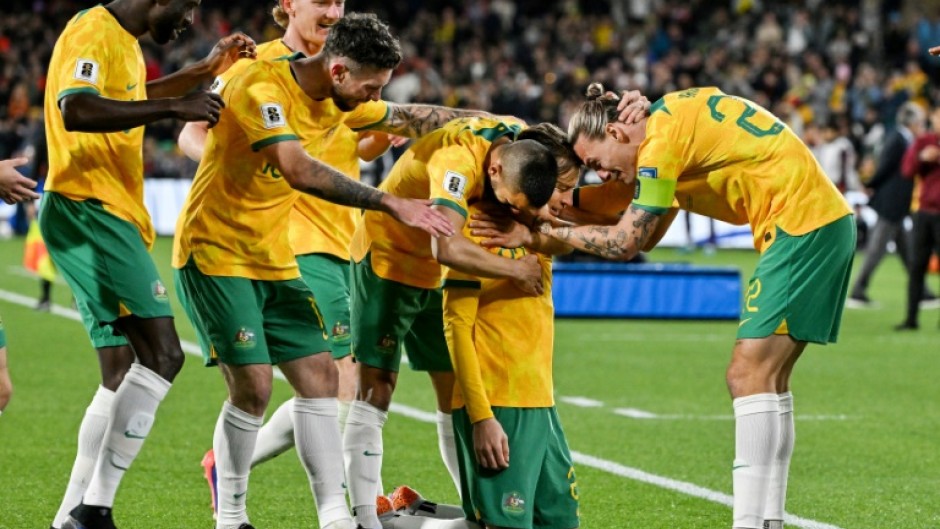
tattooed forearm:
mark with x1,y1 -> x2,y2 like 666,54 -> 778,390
543,205 -> 661,261
299,161 -> 385,211
378,104 -> 492,138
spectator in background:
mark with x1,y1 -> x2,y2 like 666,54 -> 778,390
897,104 -> 940,330
814,115 -> 862,194
848,102 -> 934,308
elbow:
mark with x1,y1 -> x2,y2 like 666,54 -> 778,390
432,240 -> 458,268
59,98 -> 87,132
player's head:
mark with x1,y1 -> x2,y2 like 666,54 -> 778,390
489,139 -> 558,216
323,13 -> 402,111
567,82 -> 641,183
148,0 -> 201,44
274,0 -> 344,50
517,122 -> 580,191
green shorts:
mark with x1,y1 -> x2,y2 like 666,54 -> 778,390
0,315 -> 6,349
453,407 -> 580,529
75,297 -> 129,349
39,193 -> 173,336
175,258 -> 330,366
737,215 -> 855,344
349,253 -> 451,373
298,253 -> 352,360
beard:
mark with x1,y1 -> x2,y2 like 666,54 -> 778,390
330,85 -> 360,112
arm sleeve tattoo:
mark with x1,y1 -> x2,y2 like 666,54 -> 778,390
552,205 -> 661,261
376,104 -> 493,138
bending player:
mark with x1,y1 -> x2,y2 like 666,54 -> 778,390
539,84 -> 855,529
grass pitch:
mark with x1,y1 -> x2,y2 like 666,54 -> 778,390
0,236 -> 938,528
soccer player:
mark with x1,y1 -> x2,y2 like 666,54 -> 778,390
172,13 -> 499,529
539,84 -> 855,529
0,156 -> 38,204
344,118 -> 559,529
176,0 -> 398,485
40,1 -> 256,528
439,213 -> 579,529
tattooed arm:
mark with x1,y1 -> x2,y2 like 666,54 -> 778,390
263,140 -> 454,237
369,103 -> 494,138
539,204 -> 668,261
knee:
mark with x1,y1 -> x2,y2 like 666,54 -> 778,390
229,382 -> 272,417
0,381 -> 12,411
153,346 -> 185,381
358,372 -> 395,411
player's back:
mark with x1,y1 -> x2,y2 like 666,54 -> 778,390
349,116 -> 525,289
639,87 -> 851,251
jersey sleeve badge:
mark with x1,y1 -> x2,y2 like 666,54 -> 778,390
261,103 -> 287,129
73,58 -> 100,85
443,170 -> 468,200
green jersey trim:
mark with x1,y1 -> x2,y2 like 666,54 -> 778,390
57,87 -> 100,103
349,105 -> 391,132
431,198 -> 467,218
250,134 -> 300,152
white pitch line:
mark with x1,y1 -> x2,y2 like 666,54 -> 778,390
614,407 -> 660,419
6,265 -> 70,286
559,395 -> 605,408
0,289 -> 847,529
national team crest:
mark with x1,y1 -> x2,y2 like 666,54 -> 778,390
501,491 -> 526,516
151,280 -> 169,302
376,334 -> 397,353
234,327 -> 257,348
332,322 -> 350,339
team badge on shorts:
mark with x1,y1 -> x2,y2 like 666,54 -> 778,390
151,280 -> 169,302
234,327 -> 257,349
332,322 -> 350,339
376,334 -> 397,354
501,491 -> 526,516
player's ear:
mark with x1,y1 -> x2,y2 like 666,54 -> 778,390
329,61 -> 349,83
605,122 -> 629,143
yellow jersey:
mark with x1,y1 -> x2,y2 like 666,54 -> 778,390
210,40 -> 361,260
172,56 -> 388,279
349,117 -> 525,289
633,87 -> 851,252
44,6 -> 151,246
442,216 -> 554,423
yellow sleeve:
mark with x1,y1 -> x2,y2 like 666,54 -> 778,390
53,18 -> 112,102
442,278 -> 493,423
427,146 -> 481,219
574,179 -> 635,216
346,100 -> 391,131
227,67 -> 300,151
634,112 -> 686,214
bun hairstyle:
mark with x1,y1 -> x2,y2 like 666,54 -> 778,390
568,82 -> 622,144
272,2 -> 289,29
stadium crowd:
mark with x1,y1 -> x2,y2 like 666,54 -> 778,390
1,0 -> 939,184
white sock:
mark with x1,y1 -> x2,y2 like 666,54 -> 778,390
436,411 -> 461,497
764,392 -> 794,523
344,401 -> 388,529
384,514 -> 480,528
293,398 -> 351,527
732,393 -> 780,529
83,364 -> 170,508
52,386 -> 114,528
251,398 -> 295,468
215,400 -> 263,529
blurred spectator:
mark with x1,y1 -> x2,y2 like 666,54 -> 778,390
897,104 -> 940,330
848,102 -> 934,308
813,115 -> 862,193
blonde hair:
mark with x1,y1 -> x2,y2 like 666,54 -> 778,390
567,82 -> 622,145
272,2 -> 289,29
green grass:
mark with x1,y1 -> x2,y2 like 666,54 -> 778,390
0,237 -> 938,528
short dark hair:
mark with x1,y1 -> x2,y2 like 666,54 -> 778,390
501,140 -> 558,208
323,13 -> 402,71
517,122 -> 580,176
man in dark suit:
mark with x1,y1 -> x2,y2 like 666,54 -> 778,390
848,102 -> 933,307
